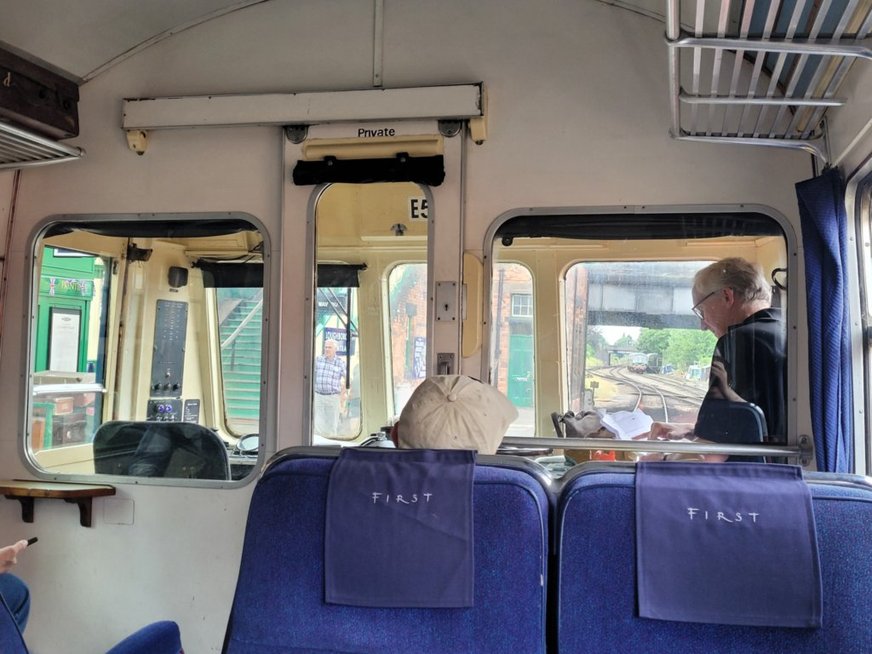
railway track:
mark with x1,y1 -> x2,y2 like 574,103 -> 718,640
589,366 -> 708,423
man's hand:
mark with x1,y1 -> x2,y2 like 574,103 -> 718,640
0,540 -> 27,573
645,421 -> 695,441
707,358 -> 744,402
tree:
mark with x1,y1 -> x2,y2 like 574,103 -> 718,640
613,333 -> 636,350
664,329 -> 717,369
586,327 -> 608,364
637,328 -> 670,357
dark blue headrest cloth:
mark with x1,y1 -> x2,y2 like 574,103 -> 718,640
636,462 -> 822,627
325,448 -> 475,608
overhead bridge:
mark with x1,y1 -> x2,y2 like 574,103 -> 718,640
584,264 -> 700,330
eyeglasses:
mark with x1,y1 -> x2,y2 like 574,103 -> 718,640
691,289 -> 718,320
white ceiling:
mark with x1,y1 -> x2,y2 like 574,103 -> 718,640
0,0 -> 670,83
0,0 -> 269,81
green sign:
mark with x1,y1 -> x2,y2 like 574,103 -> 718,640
40,277 -> 94,299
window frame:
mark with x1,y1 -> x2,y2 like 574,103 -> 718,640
23,212 -> 270,488
482,205 -> 799,446
848,162 -> 872,476
510,293 -> 534,318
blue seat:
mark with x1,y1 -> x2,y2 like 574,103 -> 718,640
694,399 -> 768,462
0,593 -> 182,654
555,465 -> 872,653
223,448 -> 550,654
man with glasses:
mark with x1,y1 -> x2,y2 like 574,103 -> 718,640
649,257 -> 786,457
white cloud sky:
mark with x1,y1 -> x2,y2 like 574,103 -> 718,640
598,326 -> 641,345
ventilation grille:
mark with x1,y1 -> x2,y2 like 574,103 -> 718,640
667,0 -> 872,162
0,120 -> 84,169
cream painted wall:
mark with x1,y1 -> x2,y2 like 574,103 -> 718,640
828,64 -> 872,176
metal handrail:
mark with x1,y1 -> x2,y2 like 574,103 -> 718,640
678,91 -> 845,107
668,34 -> 872,59
501,435 -> 813,465
33,383 -> 104,396
220,298 -> 263,349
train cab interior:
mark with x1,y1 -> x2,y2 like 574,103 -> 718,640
30,216 -> 266,481
0,0 -> 870,652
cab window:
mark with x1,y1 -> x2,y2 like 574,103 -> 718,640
28,215 -> 266,483
489,211 -> 789,462
312,183 -> 428,444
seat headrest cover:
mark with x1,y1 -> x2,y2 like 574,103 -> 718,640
636,462 -> 822,628
398,375 -> 518,454
325,448 -> 475,608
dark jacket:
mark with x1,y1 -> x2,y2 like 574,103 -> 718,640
695,307 -> 786,459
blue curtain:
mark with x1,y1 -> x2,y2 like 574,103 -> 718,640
796,168 -> 854,472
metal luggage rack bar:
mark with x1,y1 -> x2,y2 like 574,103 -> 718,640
0,120 -> 84,170
666,0 -> 872,163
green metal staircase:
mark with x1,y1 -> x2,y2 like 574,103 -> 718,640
219,295 -> 263,423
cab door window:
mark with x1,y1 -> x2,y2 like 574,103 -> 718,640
28,215 -> 266,484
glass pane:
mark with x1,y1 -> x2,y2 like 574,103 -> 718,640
563,261 -> 716,423
313,182 -> 428,443
491,263 -> 535,436
29,216 -> 265,482
313,286 -> 359,441
387,263 -> 428,417
491,212 -> 788,472
217,287 -> 263,436
31,248 -> 107,463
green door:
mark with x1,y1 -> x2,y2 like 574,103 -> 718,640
507,333 -> 534,407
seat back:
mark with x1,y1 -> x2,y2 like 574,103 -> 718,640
694,398 -> 767,444
695,399 -> 768,462
555,465 -> 872,653
223,447 -> 550,654
93,421 -> 230,480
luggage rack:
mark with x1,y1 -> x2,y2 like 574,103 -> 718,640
666,0 -> 872,162
0,120 -> 84,170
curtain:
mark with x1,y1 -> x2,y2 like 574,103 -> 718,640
795,168 -> 853,472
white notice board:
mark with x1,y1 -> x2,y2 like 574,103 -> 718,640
48,307 -> 81,371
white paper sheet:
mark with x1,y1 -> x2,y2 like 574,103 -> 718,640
599,409 -> 653,439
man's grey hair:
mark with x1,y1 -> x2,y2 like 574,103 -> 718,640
693,257 -> 771,304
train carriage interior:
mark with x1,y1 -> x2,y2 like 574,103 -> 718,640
0,0 -> 871,652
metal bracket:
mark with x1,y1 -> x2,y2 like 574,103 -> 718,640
798,434 -> 814,467
284,125 -> 308,144
438,120 -> 462,138
435,281 -> 457,321
436,353 -> 455,375
126,129 -> 148,155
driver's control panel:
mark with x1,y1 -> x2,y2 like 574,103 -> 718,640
146,398 -> 182,421
150,300 -> 187,397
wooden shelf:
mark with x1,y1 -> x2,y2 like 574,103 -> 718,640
0,480 -> 115,528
